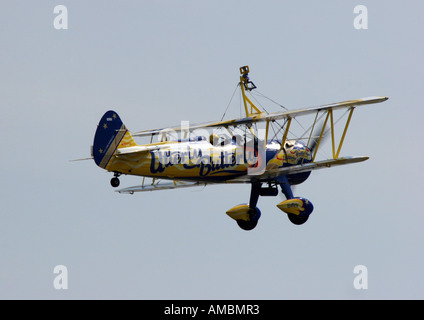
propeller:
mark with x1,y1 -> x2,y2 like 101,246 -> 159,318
276,120 -> 330,200
307,120 -> 330,154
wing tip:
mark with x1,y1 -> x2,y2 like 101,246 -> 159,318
361,96 -> 389,103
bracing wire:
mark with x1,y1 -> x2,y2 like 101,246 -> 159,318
253,90 -> 289,111
253,89 -> 307,134
248,91 -> 270,114
220,83 -> 240,121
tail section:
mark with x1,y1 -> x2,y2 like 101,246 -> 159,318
92,110 -> 137,169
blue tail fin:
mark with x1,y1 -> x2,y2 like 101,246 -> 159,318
92,110 -> 134,169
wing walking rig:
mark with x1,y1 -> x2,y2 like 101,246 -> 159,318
91,66 -> 388,230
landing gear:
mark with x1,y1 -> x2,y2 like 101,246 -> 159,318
287,213 -> 309,225
227,179 -> 314,228
226,183 -> 262,231
237,207 -> 261,231
237,182 -> 261,231
110,178 -> 120,187
110,172 -> 121,188
277,176 -> 313,225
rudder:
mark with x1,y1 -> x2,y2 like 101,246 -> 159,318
92,110 -> 136,169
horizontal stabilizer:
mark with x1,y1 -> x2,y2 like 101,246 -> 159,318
115,145 -> 162,156
69,157 -> 93,161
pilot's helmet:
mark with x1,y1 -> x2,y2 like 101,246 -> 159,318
209,134 -> 220,145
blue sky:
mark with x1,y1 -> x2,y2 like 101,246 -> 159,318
1,1 -> 423,299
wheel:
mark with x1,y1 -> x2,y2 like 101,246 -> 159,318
110,177 -> 120,187
287,213 -> 309,225
236,207 -> 261,231
237,219 -> 258,231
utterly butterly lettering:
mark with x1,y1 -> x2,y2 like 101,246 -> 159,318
149,147 -> 258,177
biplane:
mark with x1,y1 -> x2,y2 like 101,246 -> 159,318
91,66 -> 388,230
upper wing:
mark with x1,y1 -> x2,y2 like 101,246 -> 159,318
133,96 -> 388,137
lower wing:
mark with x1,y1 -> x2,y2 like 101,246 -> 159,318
116,180 -> 208,194
225,156 -> 369,183
115,156 -> 368,193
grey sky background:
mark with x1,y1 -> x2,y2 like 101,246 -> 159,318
1,1 -> 423,299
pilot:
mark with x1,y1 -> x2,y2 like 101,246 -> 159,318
231,134 -> 243,146
209,134 -> 220,145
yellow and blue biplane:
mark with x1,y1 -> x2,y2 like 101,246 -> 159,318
91,66 -> 388,230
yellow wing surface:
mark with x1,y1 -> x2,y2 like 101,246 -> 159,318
115,156 -> 368,193
132,96 -> 388,137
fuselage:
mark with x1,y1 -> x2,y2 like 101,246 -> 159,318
104,137 -> 312,184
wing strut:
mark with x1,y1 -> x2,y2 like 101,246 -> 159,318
332,107 -> 354,159
312,106 -> 356,161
